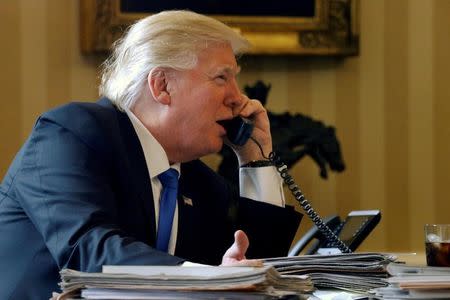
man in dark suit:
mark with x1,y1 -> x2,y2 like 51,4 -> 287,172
0,10 -> 302,299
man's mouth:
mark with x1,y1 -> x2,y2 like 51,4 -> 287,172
216,120 -> 228,136
217,119 -> 232,129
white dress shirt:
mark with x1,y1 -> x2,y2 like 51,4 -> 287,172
126,109 -> 285,255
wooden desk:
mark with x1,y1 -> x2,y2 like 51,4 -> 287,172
396,252 -> 426,266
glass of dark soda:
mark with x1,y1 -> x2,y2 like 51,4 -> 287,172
425,224 -> 450,267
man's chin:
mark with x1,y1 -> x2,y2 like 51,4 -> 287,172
204,139 -> 224,156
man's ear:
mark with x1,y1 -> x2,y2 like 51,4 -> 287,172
147,67 -> 171,105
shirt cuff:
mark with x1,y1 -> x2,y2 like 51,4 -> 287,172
239,166 -> 285,207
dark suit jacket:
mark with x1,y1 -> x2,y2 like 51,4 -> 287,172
0,98 -> 302,300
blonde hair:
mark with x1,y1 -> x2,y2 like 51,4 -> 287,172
99,10 -> 251,110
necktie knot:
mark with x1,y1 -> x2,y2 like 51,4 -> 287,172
158,168 -> 179,189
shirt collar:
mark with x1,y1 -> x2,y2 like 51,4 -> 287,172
125,108 -> 180,178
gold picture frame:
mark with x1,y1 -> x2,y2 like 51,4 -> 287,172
80,0 -> 359,56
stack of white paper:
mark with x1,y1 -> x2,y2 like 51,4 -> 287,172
264,252 -> 397,293
52,265 -> 313,300
372,263 -> 450,299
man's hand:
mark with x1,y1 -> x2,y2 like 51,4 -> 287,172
229,95 -> 273,166
221,230 -> 263,267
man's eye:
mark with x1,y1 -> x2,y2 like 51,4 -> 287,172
216,75 -> 227,82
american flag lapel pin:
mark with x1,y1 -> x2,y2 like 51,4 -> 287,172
182,195 -> 193,206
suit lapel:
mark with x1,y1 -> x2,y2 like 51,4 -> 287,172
99,98 -> 157,245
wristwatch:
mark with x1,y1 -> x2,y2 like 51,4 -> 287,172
240,160 -> 273,168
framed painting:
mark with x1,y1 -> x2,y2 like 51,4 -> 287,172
80,0 -> 359,55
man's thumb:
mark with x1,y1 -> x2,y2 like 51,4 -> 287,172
225,230 -> 249,260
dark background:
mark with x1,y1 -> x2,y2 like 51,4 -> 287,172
120,0 -> 315,18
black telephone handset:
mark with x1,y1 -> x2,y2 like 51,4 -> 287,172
222,117 -> 379,254
220,117 -> 254,146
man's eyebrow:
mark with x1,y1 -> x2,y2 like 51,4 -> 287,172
217,65 -> 241,75
206,65 -> 241,78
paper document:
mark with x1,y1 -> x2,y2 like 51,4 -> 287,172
264,252 -> 397,294
372,263 -> 450,299
52,265 -> 313,300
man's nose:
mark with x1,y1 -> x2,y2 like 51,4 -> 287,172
224,79 -> 243,109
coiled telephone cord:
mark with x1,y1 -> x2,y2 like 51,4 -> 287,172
249,137 -> 352,254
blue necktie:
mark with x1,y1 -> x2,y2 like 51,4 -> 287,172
156,168 -> 179,252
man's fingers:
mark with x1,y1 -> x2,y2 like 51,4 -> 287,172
223,258 -> 264,267
237,99 -> 266,119
221,230 -> 264,267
